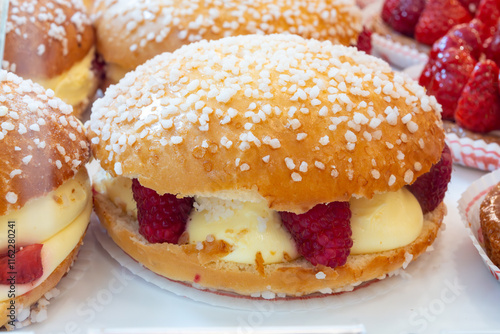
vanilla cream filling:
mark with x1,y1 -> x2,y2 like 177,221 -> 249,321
34,48 -> 97,107
0,168 -> 91,249
187,197 -> 299,264
98,174 -> 424,265
93,172 -> 136,218
106,63 -> 132,85
0,193 -> 91,302
349,188 -> 423,254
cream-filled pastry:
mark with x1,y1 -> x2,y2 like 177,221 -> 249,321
3,0 -> 98,118
92,0 -> 362,87
88,34 -> 450,297
0,71 -> 91,329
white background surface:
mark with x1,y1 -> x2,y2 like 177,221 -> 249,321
28,164 -> 500,334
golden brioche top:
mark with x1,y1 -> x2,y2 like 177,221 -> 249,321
87,34 -> 444,213
4,0 -> 95,79
92,0 -> 362,70
0,71 -> 90,216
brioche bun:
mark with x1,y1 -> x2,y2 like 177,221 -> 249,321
0,71 -> 89,215
88,34 -> 446,297
94,191 -> 445,296
480,183 -> 500,268
0,71 -> 91,328
92,0 -> 362,82
88,34 -> 444,213
0,236 -> 85,329
4,0 -> 97,116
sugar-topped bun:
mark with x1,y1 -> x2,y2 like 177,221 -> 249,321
0,71 -> 91,329
0,71 -> 89,216
92,0 -> 362,83
89,34 -> 447,297
4,0 -> 94,79
4,0 -> 97,116
88,34 -> 444,214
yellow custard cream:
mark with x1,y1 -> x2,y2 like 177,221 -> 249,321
94,173 -> 137,218
107,63 -> 132,85
349,188 -> 423,254
0,170 -> 92,302
187,197 -> 299,264
0,168 -> 91,249
35,48 -> 97,107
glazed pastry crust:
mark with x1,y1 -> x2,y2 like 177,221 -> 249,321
0,72 -> 90,216
88,34 -> 445,213
4,0 -> 95,79
93,0 -> 362,71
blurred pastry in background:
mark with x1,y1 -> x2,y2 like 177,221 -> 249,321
92,0 -> 363,87
480,183 -> 500,268
3,0 -> 99,118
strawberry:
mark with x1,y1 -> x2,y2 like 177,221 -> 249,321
415,0 -> 472,45
429,23 -> 482,60
381,0 -> 426,36
408,144 -> 452,214
459,0 -> 482,14
280,202 -> 352,268
419,59 -> 436,88
455,60 -> 500,132
475,0 -> 500,40
132,179 -> 194,244
484,21 -> 500,66
468,18 -> 487,41
421,47 -> 477,120
357,26 -> 372,54
0,244 -> 43,284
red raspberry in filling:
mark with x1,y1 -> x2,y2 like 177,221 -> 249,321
280,202 -> 352,268
0,244 -> 43,284
132,179 -> 193,244
408,144 -> 453,214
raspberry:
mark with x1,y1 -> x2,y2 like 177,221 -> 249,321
356,27 -> 372,54
415,0 -> 472,45
132,179 -> 194,244
381,0 -> 426,37
0,244 -> 43,284
408,144 -> 452,214
455,60 -> 500,132
280,202 -> 352,268
420,47 -> 476,120
91,53 -> 107,82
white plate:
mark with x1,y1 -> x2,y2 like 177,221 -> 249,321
92,217 -> 432,312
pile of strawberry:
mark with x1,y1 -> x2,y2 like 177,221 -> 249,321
381,0 -> 479,45
419,0 -> 500,132
131,145 -> 452,269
